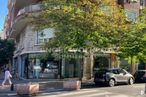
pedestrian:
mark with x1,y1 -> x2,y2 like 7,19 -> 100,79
2,68 -> 12,86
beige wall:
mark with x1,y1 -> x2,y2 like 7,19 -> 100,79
14,25 -> 54,56
124,0 -> 140,15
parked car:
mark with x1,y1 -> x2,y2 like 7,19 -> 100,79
94,68 -> 134,87
134,70 -> 146,83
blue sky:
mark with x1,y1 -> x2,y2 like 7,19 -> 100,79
0,0 -> 8,32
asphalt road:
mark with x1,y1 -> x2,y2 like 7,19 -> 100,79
0,83 -> 146,97
36,83 -> 146,97
98,83 -> 145,97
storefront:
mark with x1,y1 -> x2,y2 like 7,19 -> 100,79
54,52 -> 83,79
25,53 -> 60,79
13,53 -> 60,79
13,52 -> 83,79
62,58 -> 82,78
93,53 -> 119,71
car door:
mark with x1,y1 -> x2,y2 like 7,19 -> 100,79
118,69 -> 127,82
112,69 -> 121,82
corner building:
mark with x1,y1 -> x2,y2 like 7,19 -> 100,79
6,0 -> 140,80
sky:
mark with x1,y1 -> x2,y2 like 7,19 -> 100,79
0,0 -> 8,32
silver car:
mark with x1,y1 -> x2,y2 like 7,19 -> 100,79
94,68 -> 134,87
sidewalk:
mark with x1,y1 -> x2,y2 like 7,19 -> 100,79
0,75 -> 94,97
0,79 -> 63,95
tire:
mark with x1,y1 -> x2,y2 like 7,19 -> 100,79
129,78 -> 134,85
108,79 -> 115,87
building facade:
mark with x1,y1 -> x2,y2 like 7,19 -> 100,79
6,0 -> 141,80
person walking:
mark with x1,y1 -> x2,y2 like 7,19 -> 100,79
2,68 -> 12,86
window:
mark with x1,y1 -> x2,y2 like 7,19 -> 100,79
100,6 -> 111,14
36,28 -> 54,44
125,10 -> 137,21
140,0 -> 145,9
118,69 -> 126,74
112,70 -> 119,74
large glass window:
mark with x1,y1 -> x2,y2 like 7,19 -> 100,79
64,58 -> 81,78
24,54 -> 60,79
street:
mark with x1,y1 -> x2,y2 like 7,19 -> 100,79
36,83 -> 145,97
0,83 -> 145,97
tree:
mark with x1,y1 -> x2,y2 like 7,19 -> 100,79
0,39 -> 15,67
32,0 -> 130,79
32,0 -> 146,78
120,8 -> 146,72
33,0 -> 128,51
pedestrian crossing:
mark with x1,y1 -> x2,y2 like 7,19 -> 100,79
37,89 -> 134,97
4,88 -> 145,97
1,84 -> 145,97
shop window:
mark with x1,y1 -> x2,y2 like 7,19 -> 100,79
25,55 -> 59,79
39,60 -> 59,79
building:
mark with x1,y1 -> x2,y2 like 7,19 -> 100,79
6,0 -> 141,80
1,15 -> 9,40
0,32 -> 5,39
8,0 -> 53,78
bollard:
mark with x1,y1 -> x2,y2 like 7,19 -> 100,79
10,83 -> 14,91
145,84 -> 146,94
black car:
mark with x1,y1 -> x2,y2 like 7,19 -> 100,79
94,68 -> 134,87
134,70 -> 146,83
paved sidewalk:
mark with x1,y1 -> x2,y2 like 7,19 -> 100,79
0,75 -> 94,97
0,79 -> 64,97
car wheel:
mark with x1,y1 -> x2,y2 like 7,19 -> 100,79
129,78 -> 134,85
109,79 -> 115,87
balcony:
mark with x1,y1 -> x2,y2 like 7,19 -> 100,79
9,4 -> 42,38
17,4 -> 42,17
13,0 -> 40,10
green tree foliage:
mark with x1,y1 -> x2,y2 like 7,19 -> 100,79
33,0 -> 128,51
33,0 -> 146,70
0,39 -> 15,67
120,8 -> 146,65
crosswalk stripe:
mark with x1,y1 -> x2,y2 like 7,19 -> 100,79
57,89 -> 98,96
8,93 -> 16,96
109,94 -> 130,97
44,90 -> 114,97
41,89 -> 99,97
75,92 -> 112,97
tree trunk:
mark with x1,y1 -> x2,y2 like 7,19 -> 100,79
82,49 -> 93,80
130,56 -> 135,74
